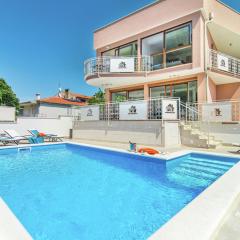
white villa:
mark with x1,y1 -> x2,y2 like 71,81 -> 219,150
20,89 -> 91,118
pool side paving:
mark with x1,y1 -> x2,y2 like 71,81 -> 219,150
0,198 -> 32,240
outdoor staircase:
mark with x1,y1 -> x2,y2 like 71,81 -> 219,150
180,122 -> 222,149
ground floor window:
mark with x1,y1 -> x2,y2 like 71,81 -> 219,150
172,83 -> 188,102
150,80 -> 197,102
128,89 -> 144,101
111,89 -> 144,102
111,91 -> 127,102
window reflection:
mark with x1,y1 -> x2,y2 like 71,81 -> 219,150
150,80 -> 197,102
111,89 -> 144,102
165,25 -> 191,51
111,92 -> 127,102
128,90 -> 144,100
166,47 -> 192,67
141,22 -> 192,70
102,42 -> 138,57
142,33 -> 164,70
150,86 -> 165,98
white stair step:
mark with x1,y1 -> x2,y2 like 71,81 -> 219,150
187,158 -> 235,167
180,163 -> 226,175
173,168 -> 218,180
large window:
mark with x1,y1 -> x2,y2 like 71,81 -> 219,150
111,91 -> 127,102
166,47 -> 192,67
150,86 -> 165,98
142,33 -> 164,70
172,83 -> 188,102
102,49 -> 116,57
141,23 -> 192,70
188,81 -> 198,103
165,24 -> 191,51
150,80 -> 197,102
111,89 -> 144,102
165,24 -> 192,67
128,89 -> 144,101
102,42 -> 138,57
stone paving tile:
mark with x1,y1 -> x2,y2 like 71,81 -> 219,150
214,200 -> 240,240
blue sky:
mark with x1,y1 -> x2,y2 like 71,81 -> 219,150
0,0 -> 239,101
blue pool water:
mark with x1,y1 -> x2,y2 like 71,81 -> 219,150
0,144 -> 239,240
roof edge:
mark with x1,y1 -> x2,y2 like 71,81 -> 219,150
94,0 -> 239,34
94,0 -> 166,33
216,0 -> 240,15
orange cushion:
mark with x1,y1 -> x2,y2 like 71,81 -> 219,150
38,132 -> 46,137
138,148 -> 159,155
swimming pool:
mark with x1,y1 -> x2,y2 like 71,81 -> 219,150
0,143 -> 239,240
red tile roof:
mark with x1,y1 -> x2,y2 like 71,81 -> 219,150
70,92 -> 91,99
39,96 -> 87,106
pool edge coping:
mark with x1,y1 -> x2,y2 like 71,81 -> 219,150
0,198 -> 32,240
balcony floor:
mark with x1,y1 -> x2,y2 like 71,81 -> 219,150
86,66 -> 203,88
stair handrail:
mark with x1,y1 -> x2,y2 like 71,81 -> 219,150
180,101 -> 200,122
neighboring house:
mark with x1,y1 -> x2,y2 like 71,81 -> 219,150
84,0 -> 240,103
20,90 -> 91,118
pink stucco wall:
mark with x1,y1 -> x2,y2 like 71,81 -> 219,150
208,77 -> 217,101
94,0 -> 203,49
95,12 -> 204,70
197,74 -> 207,103
216,83 -> 240,101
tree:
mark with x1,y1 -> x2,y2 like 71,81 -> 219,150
0,78 -> 20,110
88,89 -> 105,105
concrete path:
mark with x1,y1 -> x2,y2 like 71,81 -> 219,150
70,138 -> 240,156
214,198 -> 240,240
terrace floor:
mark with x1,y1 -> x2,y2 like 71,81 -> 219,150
70,138 -> 240,156
214,197 -> 240,240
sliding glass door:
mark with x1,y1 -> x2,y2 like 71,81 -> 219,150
172,83 -> 188,102
150,80 -> 197,102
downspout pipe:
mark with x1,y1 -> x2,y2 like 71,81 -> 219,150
203,11 -> 214,103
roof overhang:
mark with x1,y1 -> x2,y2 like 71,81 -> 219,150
20,101 -> 37,107
208,71 -> 240,85
208,22 -> 240,59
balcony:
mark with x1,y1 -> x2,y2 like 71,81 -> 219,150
84,53 -> 196,88
84,56 -> 151,77
208,50 -> 240,79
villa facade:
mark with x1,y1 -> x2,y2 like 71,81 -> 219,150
84,0 -> 240,104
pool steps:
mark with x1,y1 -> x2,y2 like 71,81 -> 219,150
170,156 -> 235,183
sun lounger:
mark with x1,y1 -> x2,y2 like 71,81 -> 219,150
0,136 -> 18,145
28,129 -> 63,142
4,129 -> 35,145
232,143 -> 240,153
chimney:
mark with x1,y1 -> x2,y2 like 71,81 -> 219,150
36,93 -> 41,101
65,89 -> 70,99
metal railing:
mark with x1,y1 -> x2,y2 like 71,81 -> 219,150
209,49 -> 240,77
185,100 -> 240,123
84,56 -> 151,77
74,97 -> 182,122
